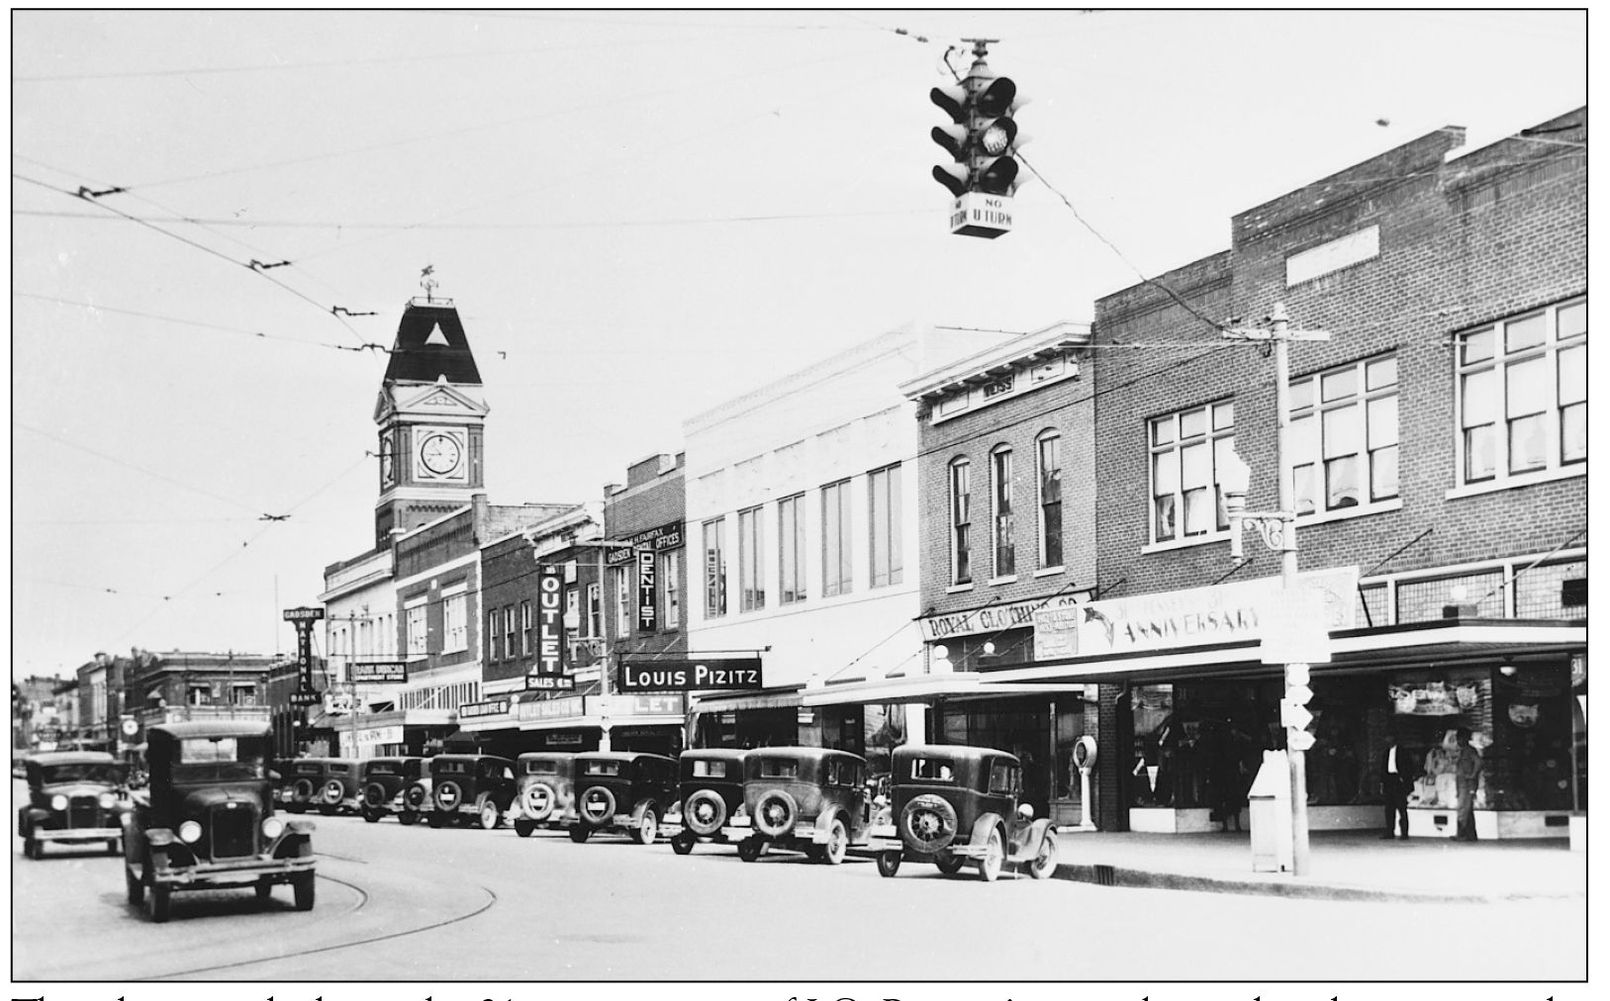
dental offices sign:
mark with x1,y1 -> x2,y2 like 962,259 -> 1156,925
1033,566 -> 1358,661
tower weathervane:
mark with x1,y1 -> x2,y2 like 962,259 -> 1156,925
420,265 -> 438,302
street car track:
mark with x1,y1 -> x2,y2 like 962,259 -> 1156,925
144,869 -> 499,980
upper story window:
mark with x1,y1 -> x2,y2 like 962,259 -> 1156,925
503,607 -> 516,660
405,602 -> 428,656
950,458 -> 972,585
703,517 -> 728,618
1290,354 -> 1399,513
587,583 -> 602,638
1457,297 -> 1586,486
991,447 -> 1015,578
487,609 -> 501,661
738,506 -> 765,612
520,600 -> 533,656
867,464 -> 903,588
613,566 -> 632,636
777,493 -> 807,604
659,549 -> 682,630
822,479 -> 853,598
1037,432 -> 1063,568
442,589 -> 467,654
1150,401 -> 1235,543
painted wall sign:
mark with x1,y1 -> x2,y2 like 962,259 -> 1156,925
617,658 -> 764,693
636,550 -> 658,633
605,521 -> 685,566
533,565 -> 566,678
525,674 -> 576,691
459,699 -> 512,720
519,695 -> 586,722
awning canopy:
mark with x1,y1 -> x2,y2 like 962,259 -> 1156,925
687,686 -> 804,714
800,671 -> 1084,707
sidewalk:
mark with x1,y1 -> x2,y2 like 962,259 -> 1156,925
1047,829 -> 1585,902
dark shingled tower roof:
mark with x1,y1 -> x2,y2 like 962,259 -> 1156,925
381,300 -> 483,385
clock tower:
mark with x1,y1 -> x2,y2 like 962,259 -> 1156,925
372,293 -> 489,547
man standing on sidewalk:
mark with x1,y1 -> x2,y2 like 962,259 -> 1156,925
1380,740 -> 1415,839
1453,727 -> 1482,841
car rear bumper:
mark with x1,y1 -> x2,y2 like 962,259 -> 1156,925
152,855 -> 315,888
34,826 -> 122,843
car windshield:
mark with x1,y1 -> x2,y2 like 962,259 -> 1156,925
171,737 -> 267,782
759,759 -> 798,779
692,760 -> 728,779
39,762 -> 123,785
584,761 -> 621,776
525,760 -> 559,775
910,758 -> 956,783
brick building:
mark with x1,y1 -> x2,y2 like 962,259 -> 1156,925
983,108 -> 1586,840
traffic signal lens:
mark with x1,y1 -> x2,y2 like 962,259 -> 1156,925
975,77 -> 1017,118
980,122 -> 1013,156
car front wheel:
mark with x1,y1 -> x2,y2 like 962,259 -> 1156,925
568,825 -> 592,843
478,800 -> 503,831
397,810 -> 419,826
822,817 -> 849,865
737,837 -> 764,862
513,819 -> 536,838
293,873 -> 315,911
148,883 -> 172,923
107,838 -> 122,855
1027,832 -> 1058,879
633,808 -> 659,846
255,881 -> 273,904
977,827 -> 1005,882
125,864 -> 145,905
935,850 -> 966,875
427,811 -> 445,829
876,850 -> 902,878
362,807 -> 382,824
671,831 -> 695,855
23,837 -> 41,860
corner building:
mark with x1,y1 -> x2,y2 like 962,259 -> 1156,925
1002,109 -> 1585,839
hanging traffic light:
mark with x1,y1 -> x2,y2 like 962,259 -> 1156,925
927,39 -> 1027,239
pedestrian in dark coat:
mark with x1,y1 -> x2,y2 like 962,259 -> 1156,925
1453,727 -> 1482,841
1380,740 -> 1416,839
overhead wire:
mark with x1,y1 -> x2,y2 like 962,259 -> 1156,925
12,291 -> 390,354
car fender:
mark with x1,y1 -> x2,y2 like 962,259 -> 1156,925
812,806 -> 846,844
1014,818 -> 1056,860
146,827 -> 177,849
629,798 -> 659,827
968,811 -> 1006,850
22,806 -> 51,826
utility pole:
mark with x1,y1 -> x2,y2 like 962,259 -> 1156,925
1220,303 -> 1330,878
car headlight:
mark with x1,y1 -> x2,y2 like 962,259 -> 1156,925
178,821 -> 202,843
99,792 -> 117,809
261,817 -> 284,840
50,794 -> 68,811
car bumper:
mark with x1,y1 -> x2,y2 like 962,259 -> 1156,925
152,855 -> 315,888
34,826 -> 123,843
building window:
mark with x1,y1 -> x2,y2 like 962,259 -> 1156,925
565,586 -> 580,635
187,684 -> 211,707
991,448 -> 1014,577
586,583 -> 601,638
1457,297 -> 1586,485
1150,401 -> 1235,542
230,684 -> 256,707
950,458 -> 972,585
487,610 -> 500,661
442,590 -> 467,653
614,566 -> 632,635
738,506 -> 765,612
1037,432 -> 1063,568
703,518 -> 727,618
503,607 -> 516,661
406,603 -> 427,656
520,601 -> 533,656
660,549 -> 683,630
778,493 -> 807,604
822,479 -> 853,597
867,463 -> 903,588
1290,354 -> 1399,513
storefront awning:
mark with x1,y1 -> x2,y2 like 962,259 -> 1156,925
976,619 -> 1587,686
801,671 -> 1080,707
687,687 -> 804,714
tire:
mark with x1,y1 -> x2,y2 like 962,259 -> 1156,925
737,837 -> 763,862
23,837 -> 40,860
318,804 -> 338,816
321,779 -> 345,806
568,825 -> 591,843
671,831 -> 695,855
287,803 -> 306,814
978,826 -> 1005,882
397,810 -> 419,826
125,864 -> 145,905
478,798 -> 503,831
752,789 -> 797,838
362,783 -> 389,809
523,782 -> 557,822
935,851 -> 966,875
434,779 -> 464,812
900,794 -> 959,853
683,789 -> 728,836
513,819 -> 536,838
362,806 -> 382,823
1027,832 -> 1059,880
427,811 -> 445,829
404,783 -> 429,812
293,873 -> 315,911
255,881 -> 273,904
821,817 -> 849,865
876,850 -> 902,878
148,883 -> 172,923
292,778 -> 315,804
578,786 -> 617,827
632,808 -> 659,846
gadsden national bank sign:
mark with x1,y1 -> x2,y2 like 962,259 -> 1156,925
617,658 -> 764,693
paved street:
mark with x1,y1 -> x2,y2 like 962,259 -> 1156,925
12,784 -> 1585,982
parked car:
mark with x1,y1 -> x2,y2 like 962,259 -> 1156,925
426,753 -> 517,830
669,748 -> 749,855
277,757 -> 328,814
123,721 -> 315,922
397,768 -> 434,826
738,747 -> 871,864
509,752 -> 576,837
876,744 -> 1058,882
568,751 -> 677,845
17,750 -> 129,859
358,756 -> 425,823
315,758 -> 362,816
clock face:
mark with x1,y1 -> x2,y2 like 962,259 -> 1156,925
419,432 -> 463,475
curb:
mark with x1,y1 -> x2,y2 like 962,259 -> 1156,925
1049,862 -> 1586,904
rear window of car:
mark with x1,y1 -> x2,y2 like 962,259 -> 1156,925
758,758 -> 798,779
692,760 -> 728,779
295,763 -> 321,775
584,761 -> 622,777
329,763 -> 350,774
370,763 -> 399,776
525,760 -> 559,775
988,762 -> 1019,795
910,758 -> 956,783
825,760 -> 863,787
437,761 -> 468,774
174,738 -> 266,781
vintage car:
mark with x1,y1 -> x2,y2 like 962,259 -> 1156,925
876,744 -> 1058,882
123,721 -> 315,922
359,756 -> 425,823
668,748 -> 749,855
567,751 -> 677,845
17,750 -> 129,859
509,751 -> 576,837
314,758 -> 362,816
426,753 -> 517,829
397,768 -> 434,826
738,747 -> 871,864
277,757 -> 328,814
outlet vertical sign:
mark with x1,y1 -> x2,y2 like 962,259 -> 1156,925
534,566 -> 566,678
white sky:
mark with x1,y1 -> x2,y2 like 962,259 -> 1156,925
8,9 -> 1588,679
